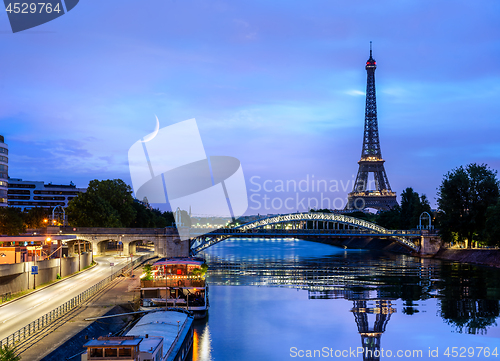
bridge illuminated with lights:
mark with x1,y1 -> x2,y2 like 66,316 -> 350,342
190,212 -> 422,255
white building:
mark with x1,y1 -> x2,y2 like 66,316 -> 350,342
7,178 -> 86,211
0,135 -> 8,207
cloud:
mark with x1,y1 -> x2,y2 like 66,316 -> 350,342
345,90 -> 365,96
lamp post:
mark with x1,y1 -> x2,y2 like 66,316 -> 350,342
33,245 -> 38,290
130,254 -> 133,277
59,240 -> 62,277
78,240 -> 81,271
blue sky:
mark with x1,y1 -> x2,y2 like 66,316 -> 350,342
1,0 -> 499,215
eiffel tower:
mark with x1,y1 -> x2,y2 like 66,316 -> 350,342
351,300 -> 396,361
347,43 -> 398,211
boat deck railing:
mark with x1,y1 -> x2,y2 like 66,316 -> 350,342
141,278 -> 205,288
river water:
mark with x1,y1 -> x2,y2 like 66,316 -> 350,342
189,238 -> 500,360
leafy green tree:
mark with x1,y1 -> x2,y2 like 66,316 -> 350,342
89,179 -> 137,227
23,207 -> 51,229
161,211 -> 175,226
375,188 -> 430,230
437,163 -> 499,248
67,188 -> 122,227
191,263 -> 208,277
400,187 -> 431,229
0,207 -> 25,236
131,202 -> 155,228
376,204 -> 401,229
67,179 -> 137,227
142,264 -> 153,280
484,199 -> 500,247
0,344 -> 21,361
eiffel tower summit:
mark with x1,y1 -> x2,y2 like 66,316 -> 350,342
347,43 -> 398,211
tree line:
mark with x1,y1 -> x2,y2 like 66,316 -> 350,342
0,206 -> 52,236
315,163 -> 500,248
0,179 -> 190,235
1,164 -> 499,247
65,179 -> 188,228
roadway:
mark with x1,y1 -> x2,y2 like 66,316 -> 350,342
0,253 -> 149,342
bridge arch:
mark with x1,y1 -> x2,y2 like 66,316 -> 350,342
190,212 -> 419,254
66,239 -> 92,256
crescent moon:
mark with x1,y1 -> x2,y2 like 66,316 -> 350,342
141,115 -> 160,142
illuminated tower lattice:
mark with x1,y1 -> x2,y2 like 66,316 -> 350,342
351,300 -> 395,361
347,43 -> 398,211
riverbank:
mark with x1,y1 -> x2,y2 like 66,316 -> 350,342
433,248 -> 500,268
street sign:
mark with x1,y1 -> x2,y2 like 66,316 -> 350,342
110,263 -> 114,267
31,266 -> 38,275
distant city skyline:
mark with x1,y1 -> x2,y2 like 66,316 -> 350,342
1,1 -> 499,214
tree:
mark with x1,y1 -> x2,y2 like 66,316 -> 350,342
484,199 -> 500,247
437,163 -> 499,248
66,179 -> 135,227
0,344 -> 21,361
66,191 -> 122,227
376,205 -> 401,229
142,264 -> 153,281
0,207 -> 25,236
88,179 -> 137,227
23,207 -> 51,229
161,211 -> 175,227
400,187 -> 431,230
131,202 -> 155,228
131,202 -> 169,228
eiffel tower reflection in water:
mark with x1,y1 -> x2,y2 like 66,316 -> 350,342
198,238 -> 500,361
351,300 -> 395,361
204,249 -> 433,359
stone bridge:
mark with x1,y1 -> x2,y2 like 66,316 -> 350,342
41,226 -> 190,257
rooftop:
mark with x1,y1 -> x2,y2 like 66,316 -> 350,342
126,311 -> 191,358
153,257 -> 204,266
84,336 -> 143,347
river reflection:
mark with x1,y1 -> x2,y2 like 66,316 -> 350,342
189,238 -> 500,361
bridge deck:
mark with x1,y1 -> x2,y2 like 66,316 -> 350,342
190,228 -> 422,238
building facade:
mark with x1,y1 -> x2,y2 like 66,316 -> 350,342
7,178 -> 86,211
0,135 -> 8,207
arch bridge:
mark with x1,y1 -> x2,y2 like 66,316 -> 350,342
190,212 -> 421,255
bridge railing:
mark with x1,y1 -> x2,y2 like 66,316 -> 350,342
191,228 -> 421,236
26,226 -> 180,235
0,254 -> 151,352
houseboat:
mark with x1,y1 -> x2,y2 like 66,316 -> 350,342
140,257 -> 209,319
81,310 -> 194,361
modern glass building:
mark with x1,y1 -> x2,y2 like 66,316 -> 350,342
8,178 -> 86,211
0,135 -> 8,207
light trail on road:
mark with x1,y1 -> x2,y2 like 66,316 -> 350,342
0,254 -> 146,341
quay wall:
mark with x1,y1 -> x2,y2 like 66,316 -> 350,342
433,248 -> 500,268
0,254 -> 92,295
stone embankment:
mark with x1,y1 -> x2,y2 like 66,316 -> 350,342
433,248 -> 500,268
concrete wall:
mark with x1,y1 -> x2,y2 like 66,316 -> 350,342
0,253 -> 92,295
305,236 -> 415,254
434,249 -> 500,268
419,232 -> 442,256
154,235 -> 190,258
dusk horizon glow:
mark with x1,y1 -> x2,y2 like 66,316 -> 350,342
1,0 -> 499,215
